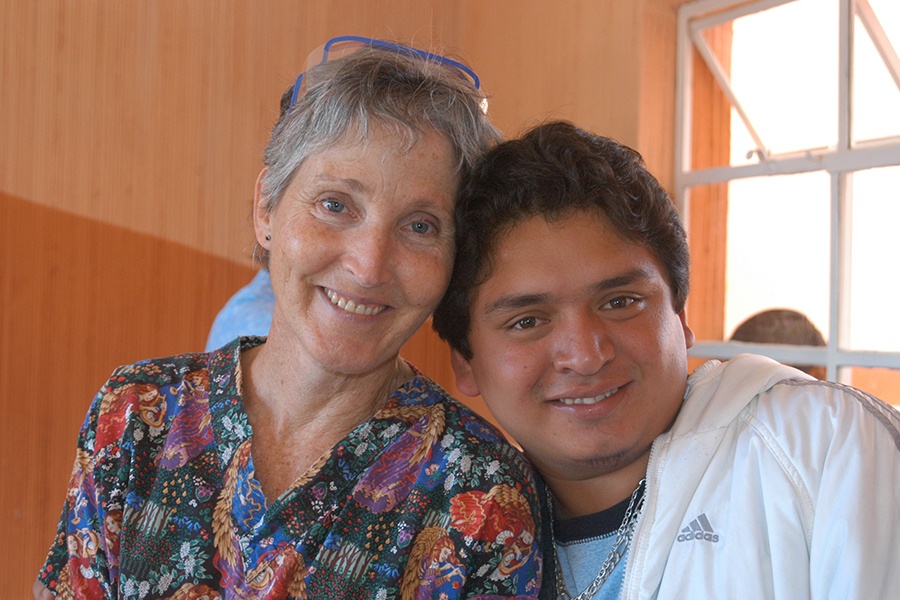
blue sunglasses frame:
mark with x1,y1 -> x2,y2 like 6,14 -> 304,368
290,35 -> 482,107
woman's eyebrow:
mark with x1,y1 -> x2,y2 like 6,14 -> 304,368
309,174 -> 367,193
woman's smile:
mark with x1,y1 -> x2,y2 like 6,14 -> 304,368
324,287 -> 388,316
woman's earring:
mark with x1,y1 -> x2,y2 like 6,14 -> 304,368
265,235 -> 271,241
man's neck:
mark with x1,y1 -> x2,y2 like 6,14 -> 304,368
545,457 -> 650,519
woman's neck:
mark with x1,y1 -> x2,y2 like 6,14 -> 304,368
237,338 -> 414,501
241,340 -> 412,435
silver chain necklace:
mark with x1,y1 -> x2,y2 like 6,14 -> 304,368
549,478 -> 647,600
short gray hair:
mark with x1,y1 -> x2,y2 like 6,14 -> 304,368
254,44 -> 501,267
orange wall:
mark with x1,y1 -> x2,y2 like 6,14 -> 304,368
1,0 -> 681,267
0,0 -> 686,593
0,192 -> 256,594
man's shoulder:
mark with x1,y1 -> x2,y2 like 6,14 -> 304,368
682,354 -> 900,453
756,378 -> 900,447
681,354 -> 813,427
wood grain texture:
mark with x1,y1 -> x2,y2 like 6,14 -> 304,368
1,1 -> 688,592
686,24 -> 733,345
1,0 -> 685,267
0,192 -> 255,594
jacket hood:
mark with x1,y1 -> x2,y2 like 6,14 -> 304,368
674,353 -> 814,436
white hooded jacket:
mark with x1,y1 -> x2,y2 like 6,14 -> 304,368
621,353 -> 900,599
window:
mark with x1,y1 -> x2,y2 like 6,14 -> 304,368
676,0 -> 900,405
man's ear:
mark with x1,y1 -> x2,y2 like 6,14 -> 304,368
450,349 -> 481,397
679,309 -> 696,350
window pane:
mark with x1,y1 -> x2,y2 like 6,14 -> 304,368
727,0 -> 839,160
724,172 -> 831,341
847,166 -> 900,351
843,366 -> 900,407
852,1 -> 900,144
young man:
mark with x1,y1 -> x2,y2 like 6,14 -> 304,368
433,121 -> 900,599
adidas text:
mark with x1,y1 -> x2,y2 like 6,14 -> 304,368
677,513 -> 720,543
677,531 -> 720,543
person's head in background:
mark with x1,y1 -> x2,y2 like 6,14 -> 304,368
731,308 -> 826,379
433,120 -> 694,508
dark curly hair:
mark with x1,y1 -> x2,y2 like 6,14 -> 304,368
433,120 -> 690,359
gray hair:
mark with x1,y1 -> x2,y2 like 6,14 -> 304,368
254,44 -> 501,267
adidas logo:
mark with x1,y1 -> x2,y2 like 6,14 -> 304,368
676,513 -> 720,543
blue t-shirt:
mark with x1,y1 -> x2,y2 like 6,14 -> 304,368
205,269 -> 275,351
553,490 -> 641,599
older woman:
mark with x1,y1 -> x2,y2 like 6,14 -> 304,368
35,37 -> 542,599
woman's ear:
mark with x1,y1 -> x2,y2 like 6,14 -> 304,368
253,168 -> 273,248
450,349 -> 481,398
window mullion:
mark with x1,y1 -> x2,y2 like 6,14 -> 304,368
831,0 -> 853,383
855,0 -> 900,92
689,24 -> 768,158
831,171 -> 853,382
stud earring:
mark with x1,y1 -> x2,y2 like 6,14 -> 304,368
265,235 -> 271,241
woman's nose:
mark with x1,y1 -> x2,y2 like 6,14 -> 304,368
344,227 -> 394,287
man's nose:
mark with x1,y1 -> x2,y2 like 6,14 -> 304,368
551,312 -> 614,375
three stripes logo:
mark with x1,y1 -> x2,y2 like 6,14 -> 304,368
676,513 -> 720,543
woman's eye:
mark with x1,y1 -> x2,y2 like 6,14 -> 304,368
322,199 -> 346,213
409,221 -> 433,235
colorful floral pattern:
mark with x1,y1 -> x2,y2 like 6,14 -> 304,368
38,338 -> 543,598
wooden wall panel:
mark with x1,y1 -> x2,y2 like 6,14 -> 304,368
638,0 -> 682,191
686,24 -> 733,358
0,0 -> 467,267
1,0 -> 688,592
1,1 -> 683,268
0,192 -> 255,595
452,2 -> 643,150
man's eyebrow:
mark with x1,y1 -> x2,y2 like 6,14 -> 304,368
483,293 -> 553,317
587,268 -> 656,295
481,268 -> 657,317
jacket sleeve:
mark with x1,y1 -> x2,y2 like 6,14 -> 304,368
802,384 -> 900,598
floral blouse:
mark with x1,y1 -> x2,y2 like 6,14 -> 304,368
38,338 -> 543,599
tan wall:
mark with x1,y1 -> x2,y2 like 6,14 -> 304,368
0,0 -> 685,592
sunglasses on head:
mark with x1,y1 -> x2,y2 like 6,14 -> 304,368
290,35 -> 484,109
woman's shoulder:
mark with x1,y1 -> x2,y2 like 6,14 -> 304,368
106,350 -> 211,387
100,337 -> 253,393
401,375 -> 509,440
407,375 -> 536,478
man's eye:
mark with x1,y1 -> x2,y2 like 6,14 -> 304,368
605,297 -> 636,310
512,317 -> 539,330
322,199 -> 346,213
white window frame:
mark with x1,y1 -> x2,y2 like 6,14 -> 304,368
675,0 -> 900,381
